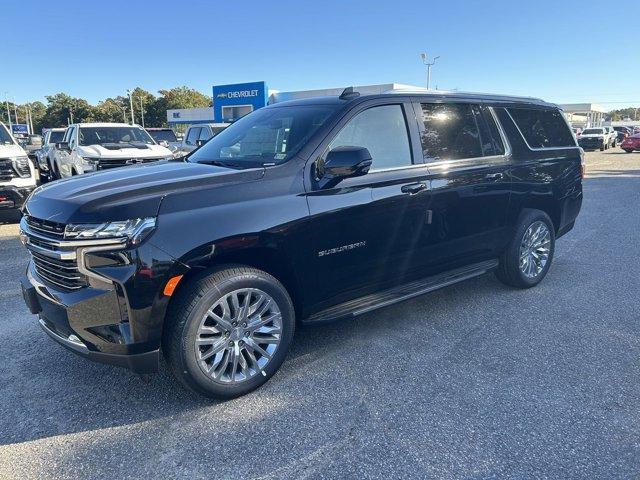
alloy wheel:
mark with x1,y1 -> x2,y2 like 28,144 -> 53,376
519,221 -> 551,279
195,288 -> 282,383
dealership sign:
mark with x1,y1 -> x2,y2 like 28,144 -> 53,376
11,124 -> 29,135
212,81 -> 268,122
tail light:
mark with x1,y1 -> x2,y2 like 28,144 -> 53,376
579,148 -> 586,179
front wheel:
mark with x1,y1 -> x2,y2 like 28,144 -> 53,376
163,266 -> 295,399
623,149 -> 633,153
496,210 -> 555,289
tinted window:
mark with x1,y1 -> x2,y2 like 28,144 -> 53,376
147,129 -> 177,143
78,126 -> 154,146
190,105 -> 337,167
186,127 -> 200,146
507,108 -> 575,148
198,127 -> 211,141
469,105 -> 506,157
49,130 -> 64,144
419,103 -> 483,161
0,125 -> 14,145
328,104 -> 412,170
583,128 -> 604,135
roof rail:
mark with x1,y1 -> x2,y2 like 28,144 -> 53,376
382,87 -> 546,104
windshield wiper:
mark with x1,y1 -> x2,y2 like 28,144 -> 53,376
195,159 -> 248,169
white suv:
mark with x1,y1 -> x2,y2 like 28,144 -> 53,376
0,122 -> 36,213
52,123 -> 173,178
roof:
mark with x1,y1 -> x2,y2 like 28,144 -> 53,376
70,122 -> 142,128
267,89 -> 555,109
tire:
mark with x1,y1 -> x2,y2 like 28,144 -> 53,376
612,139 -> 617,147
600,144 -> 605,151
495,209 -> 555,289
623,149 -> 633,153
163,265 -> 295,399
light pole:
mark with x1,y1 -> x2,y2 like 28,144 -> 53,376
4,92 -> 11,127
139,96 -> 145,128
127,90 -> 135,125
420,53 -> 440,90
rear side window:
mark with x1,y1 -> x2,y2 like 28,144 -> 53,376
198,128 -> 211,141
507,108 -> 575,149
419,103 -> 496,161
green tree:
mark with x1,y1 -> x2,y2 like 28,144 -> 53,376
42,93 -> 94,127
148,86 -> 211,127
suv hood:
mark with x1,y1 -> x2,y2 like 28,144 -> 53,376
24,160 -> 265,224
78,144 -> 172,158
0,143 -> 27,158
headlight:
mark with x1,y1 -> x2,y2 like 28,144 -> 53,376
80,157 -> 99,170
11,156 -> 31,178
64,217 -> 156,245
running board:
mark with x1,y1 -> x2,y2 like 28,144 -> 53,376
302,259 -> 499,325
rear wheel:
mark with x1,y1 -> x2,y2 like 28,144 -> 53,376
163,266 -> 295,399
623,149 -> 633,153
496,210 -> 555,289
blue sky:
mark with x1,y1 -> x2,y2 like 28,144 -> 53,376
3,0 -> 639,109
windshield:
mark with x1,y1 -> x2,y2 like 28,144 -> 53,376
0,125 -> 15,145
189,105 -> 338,167
78,126 -> 155,146
583,128 -> 604,135
49,131 -> 65,144
148,129 -> 177,143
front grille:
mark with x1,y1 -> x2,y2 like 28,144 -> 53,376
23,216 -> 88,291
25,216 -> 66,239
0,159 -> 16,181
31,251 -> 88,290
97,157 -> 163,170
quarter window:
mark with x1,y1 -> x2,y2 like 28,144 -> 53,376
476,106 -> 505,156
327,105 -> 412,170
507,108 -> 575,149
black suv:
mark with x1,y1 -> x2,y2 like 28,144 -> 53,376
20,90 -> 583,398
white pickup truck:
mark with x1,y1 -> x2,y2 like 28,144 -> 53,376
51,123 -> 173,178
0,122 -> 37,213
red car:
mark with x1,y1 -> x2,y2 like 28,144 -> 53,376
621,134 -> 640,153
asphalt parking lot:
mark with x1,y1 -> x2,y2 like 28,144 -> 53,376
1,149 -> 639,479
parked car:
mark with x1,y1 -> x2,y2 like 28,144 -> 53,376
177,123 -> 229,155
603,126 -> 618,147
146,127 -> 180,153
578,127 -> 610,151
20,90 -> 583,399
51,123 -> 173,178
35,128 -> 66,182
0,122 -> 36,213
19,134 -> 43,163
621,133 -> 640,153
612,126 -> 632,143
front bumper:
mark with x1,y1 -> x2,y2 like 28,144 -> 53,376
0,185 -> 35,210
578,138 -> 604,150
21,266 -> 160,373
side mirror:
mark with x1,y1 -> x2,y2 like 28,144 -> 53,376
56,142 -> 70,152
196,139 -> 207,147
158,140 -> 169,147
320,146 -> 372,180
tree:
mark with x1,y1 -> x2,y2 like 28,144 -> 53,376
93,97 -> 129,123
42,93 -> 93,128
148,86 -> 212,127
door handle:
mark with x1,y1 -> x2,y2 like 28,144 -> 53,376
401,182 -> 428,194
485,173 -> 504,181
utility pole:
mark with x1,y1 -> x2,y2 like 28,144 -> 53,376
121,107 -> 127,123
4,93 -> 11,127
420,53 -> 440,90
127,90 -> 135,125
139,96 -> 145,128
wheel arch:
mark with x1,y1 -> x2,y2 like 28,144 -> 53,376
170,244 -> 305,320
